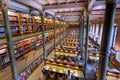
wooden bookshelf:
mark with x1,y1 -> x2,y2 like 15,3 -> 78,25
0,10 -> 66,38
0,29 -> 61,70
20,13 -> 28,34
8,11 -> 20,36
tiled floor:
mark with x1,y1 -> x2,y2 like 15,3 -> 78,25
86,64 -> 96,80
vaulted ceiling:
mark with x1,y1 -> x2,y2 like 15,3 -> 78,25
12,0 -> 120,22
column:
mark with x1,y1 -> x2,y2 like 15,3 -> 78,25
92,24 -> 95,38
84,11 -> 90,79
60,19 -> 62,46
94,24 -> 96,40
111,25 -> 118,47
99,24 -> 103,45
79,16 -> 84,60
97,0 -> 118,80
95,24 -> 99,42
91,24 -> 93,37
82,16 -> 85,59
41,15 -> 46,62
89,24 -> 92,37
0,1 -> 18,80
53,16 -> 56,50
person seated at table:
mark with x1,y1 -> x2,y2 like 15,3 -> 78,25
63,55 -> 66,60
68,57 -> 73,63
66,68 -> 71,79
76,55 -> 81,64
42,67 -> 49,76
53,54 -> 57,61
76,46 -> 80,51
74,77 -> 79,80
49,71 -> 56,79
57,73 -> 65,80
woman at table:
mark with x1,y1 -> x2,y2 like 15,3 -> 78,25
42,66 -> 49,76
76,55 -> 81,64
66,68 -> 71,80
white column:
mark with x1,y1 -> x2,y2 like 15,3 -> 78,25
92,24 -> 95,39
94,24 -> 96,40
95,24 -> 99,42
111,25 -> 118,47
99,24 -> 103,45
90,24 -> 93,37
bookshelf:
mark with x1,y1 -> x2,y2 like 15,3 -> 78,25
0,9 -> 66,70
0,29 -> 61,70
22,38 -> 31,54
20,13 -> 28,34
27,14 -> 33,33
44,18 -> 53,31
31,37 -> 36,50
34,16 -> 41,32
14,40 -> 23,58
0,44 -> 9,69
0,12 -> 4,37
8,11 -> 20,36
0,10 -> 64,38
36,35 -> 43,49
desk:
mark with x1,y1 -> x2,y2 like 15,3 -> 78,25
64,42 -> 79,45
44,64 -> 84,78
89,53 -> 99,60
71,68 -> 84,78
96,70 -> 120,80
55,52 -> 77,57
63,45 -> 77,49
107,76 -> 118,80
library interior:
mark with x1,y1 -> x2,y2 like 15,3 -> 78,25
0,0 -> 120,80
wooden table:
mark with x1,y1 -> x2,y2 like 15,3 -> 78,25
55,52 -> 77,57
89,53 -> 99,60
44,63 -> 84,78
107,76 -> 118,80
96,70 -> 120,80
63,45 -> 77,49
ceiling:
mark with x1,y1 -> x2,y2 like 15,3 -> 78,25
12,0 -> 120,22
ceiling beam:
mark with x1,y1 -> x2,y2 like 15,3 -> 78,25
92,10 -> 120,15
43,3 -> 85,10
93,1 -> 105,7
46,0 -> 51,6
56,11 -> 82,13
54,10 -> 82,13
56,12 -> 81,16
13,0 -> 43,13
88,0 -> 96,11
56,0 -> 60,5
33,0 -> 43,5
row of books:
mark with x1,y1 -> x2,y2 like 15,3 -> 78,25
0,30 -> 61,69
